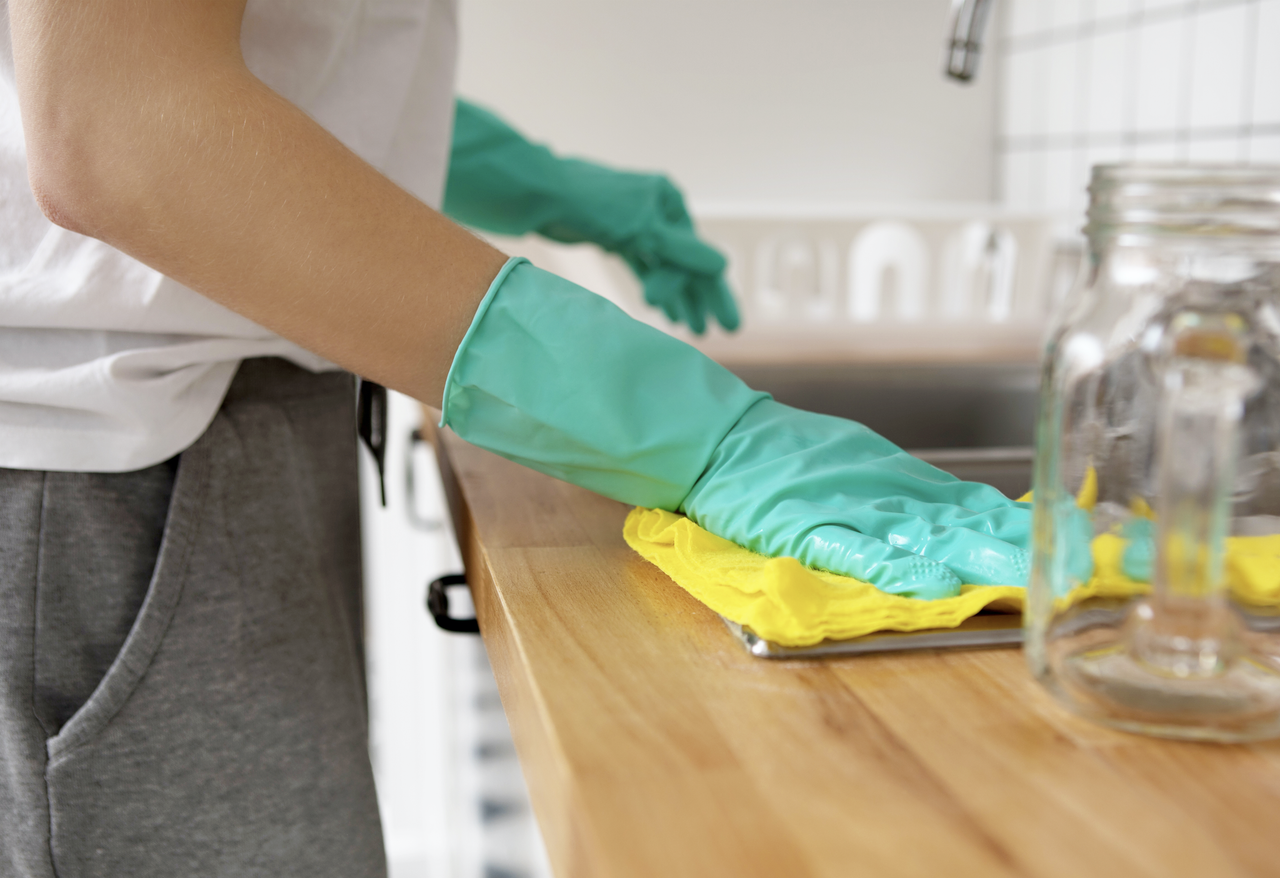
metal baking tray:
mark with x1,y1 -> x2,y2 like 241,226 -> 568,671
722,613 -> 1023,659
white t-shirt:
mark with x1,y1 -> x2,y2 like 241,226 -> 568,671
0,0 -> 458,472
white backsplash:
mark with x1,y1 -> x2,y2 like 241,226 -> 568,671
998,0 -> 1280,218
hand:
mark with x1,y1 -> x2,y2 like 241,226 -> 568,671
606,173 -> 740,335
444,99 -> 739,335
680,400 -> 1032,599
442,259 -> 1031,600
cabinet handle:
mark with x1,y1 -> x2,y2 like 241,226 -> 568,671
357,378 -> 388,507
426,573 -> 480,634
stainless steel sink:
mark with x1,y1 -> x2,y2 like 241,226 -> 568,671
726,361 -> 1040,498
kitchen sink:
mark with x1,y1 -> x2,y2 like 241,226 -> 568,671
725,361 -> 1040,499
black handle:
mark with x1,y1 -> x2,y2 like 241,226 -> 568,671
426,573 -> 480,634
357,378 -> 388,507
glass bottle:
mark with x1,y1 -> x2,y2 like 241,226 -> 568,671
1026,165 -> 1280,742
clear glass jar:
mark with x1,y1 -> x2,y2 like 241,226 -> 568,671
1026,165 -> 1280,742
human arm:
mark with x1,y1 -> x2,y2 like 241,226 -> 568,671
10,0 -> 507,406
444,98 -> 739,335
12,1 -> 1029,593
443,259 -> 1032,598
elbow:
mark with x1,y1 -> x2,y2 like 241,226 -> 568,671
19,64 -> 161,240
29,169 -> 89,236
25,127 -> 117,237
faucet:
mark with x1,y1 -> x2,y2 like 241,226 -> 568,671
945,0 -> 995,83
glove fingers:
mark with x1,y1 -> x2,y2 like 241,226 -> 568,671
649,266 -> 740,334
647,268 -> 710,334
854,496 -> 1031,545
801,504 -> 1029,586
792,525 -> 964,600
694,275 -> 741,332
642,267 -> 685,311
621,252 -> 648,281
677,282 -> 708,335
660,298 -> 681,324
646,226 -> 727,276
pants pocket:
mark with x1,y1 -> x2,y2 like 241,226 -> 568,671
40,364 -> 385,878
44,443 -> 211,761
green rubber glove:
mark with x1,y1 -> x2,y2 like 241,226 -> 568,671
1043,501 -> 1099,596
680,401 -> 1032,597
441,259 -> 1031,599
1121,517 -> 1154,583
443,98 -> 739,335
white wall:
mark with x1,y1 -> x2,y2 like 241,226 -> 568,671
456,0 -> 999,208
997,0 -> 1280,219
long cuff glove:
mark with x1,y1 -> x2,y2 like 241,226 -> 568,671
443,98 -> 739,335
442,259 -> 1032,599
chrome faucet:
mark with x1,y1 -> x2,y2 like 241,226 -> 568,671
945,0 -> 995,83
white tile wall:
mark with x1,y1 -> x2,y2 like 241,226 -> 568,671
1187,5 -> 1249,130
1003,49 -> 1045,138
1087,29 -> 1128,134
1009,0 -> 1051,37
1046,41 -> 1083,137
1253,135 -> 1280,161
1145,0 -> 1193,12
1187,135 -> 1248,160
1052,0 -> 1089,29
1132,138 -> 1181,160
1133,16 -> 1191,135
1256,2 -> 1280,125
1095,0 -> 1139,21
1044,148 -> 1079,211
998,0 -> 1280,219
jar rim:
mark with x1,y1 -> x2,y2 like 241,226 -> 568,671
1091,163 -> 1280,187
1086,163 -> 1280,246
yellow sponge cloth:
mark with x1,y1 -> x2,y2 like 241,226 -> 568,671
623,507 -> 1023,647
624,508 -> 1280,648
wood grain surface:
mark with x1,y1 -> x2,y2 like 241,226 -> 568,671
433,427 -> 1280,878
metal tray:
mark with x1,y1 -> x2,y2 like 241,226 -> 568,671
722,612 -> 1023,659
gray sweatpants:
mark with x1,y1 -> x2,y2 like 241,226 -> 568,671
0,358 -> 386,877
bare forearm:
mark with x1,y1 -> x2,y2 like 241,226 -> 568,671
11,0 -> 506,405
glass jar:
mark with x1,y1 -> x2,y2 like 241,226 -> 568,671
1026,165 -> 1280,742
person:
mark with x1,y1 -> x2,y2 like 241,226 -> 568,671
0,2 -> 1030,876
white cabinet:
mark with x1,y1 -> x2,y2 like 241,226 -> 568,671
360,389 -> 552,878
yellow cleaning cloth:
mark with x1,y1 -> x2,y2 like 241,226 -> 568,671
623,508 -> 1280,648
624,508 -> 1022,647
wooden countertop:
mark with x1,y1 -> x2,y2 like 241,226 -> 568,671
433,427 -> 1280,878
